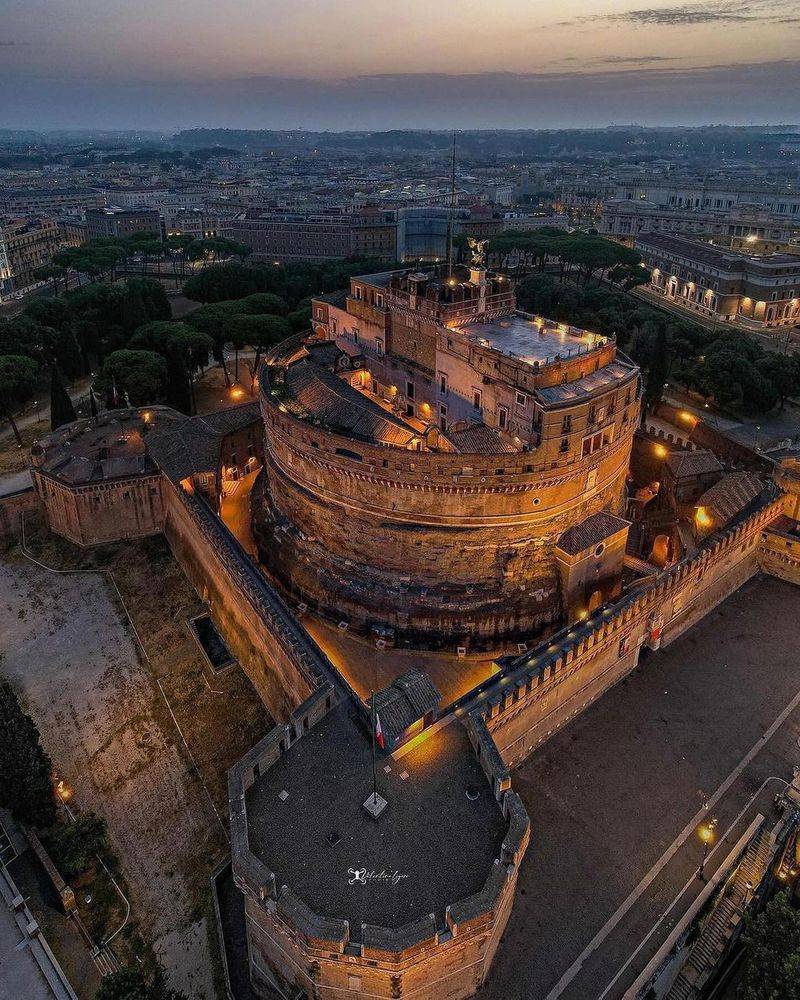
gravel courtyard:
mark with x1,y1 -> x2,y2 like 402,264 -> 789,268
0,535 -> 270,998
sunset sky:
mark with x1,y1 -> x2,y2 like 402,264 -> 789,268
3,0 -> 799,129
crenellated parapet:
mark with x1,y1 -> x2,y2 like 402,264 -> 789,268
480,487 -> 785,766
229,697 -> 530,1000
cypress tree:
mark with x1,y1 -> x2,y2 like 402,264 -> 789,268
121,285 -> 149,339
50,365 -> 77,430
164,348 -> 192,414
0,681 -> 56,828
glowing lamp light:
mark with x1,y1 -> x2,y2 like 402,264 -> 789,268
230,386 -> 245,400
142,411 -> 151,424
678,410 -> 697,426
654,444 -> 668,459
56,779 -> 73,803
699,824 -> 713,844
695,507 -> 712,529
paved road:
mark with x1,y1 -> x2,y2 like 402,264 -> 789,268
478,573 -> 800,1000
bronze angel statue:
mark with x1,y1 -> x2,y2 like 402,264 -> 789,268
467,237 -> 488,267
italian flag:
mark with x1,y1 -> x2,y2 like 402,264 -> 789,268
375,712 -> 385,750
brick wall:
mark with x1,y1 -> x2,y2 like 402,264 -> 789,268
0,488 -> 41,541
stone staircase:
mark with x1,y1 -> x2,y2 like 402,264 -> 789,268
665,825 -> 774,1000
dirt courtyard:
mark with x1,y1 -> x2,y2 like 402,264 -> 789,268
0,531 -> 271,998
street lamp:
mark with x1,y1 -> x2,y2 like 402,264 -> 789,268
697,818 -> 717,880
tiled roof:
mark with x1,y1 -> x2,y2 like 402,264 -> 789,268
447,423 -> 517,455
665,449 -> 722,479
696,471 -> 765,525
286,358 -> 416,448
146,403 -> 261,482
374,670 -> 441,744
556,511 -> 630,556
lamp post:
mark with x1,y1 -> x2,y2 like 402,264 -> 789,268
697,818 -> 717,881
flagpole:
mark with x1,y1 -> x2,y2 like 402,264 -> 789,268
371,691 -> 378,805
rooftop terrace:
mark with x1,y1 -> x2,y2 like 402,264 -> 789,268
243,703 -> 507,937
457,313 -> 607,369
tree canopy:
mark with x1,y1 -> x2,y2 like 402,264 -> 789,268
0,681 -> 56,828
516,272 -> 800,416
94,966 -> 187,1000
47,811 -> 108,879
182,257 -> 391,309
740,892 -> 800,1000
0,354 -> 39,444
455,228 -> 648,289
95,349 -> 168,406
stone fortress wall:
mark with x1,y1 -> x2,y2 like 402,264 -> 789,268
229,705 -> 530,1000
162,475 -> 343,721
28,407 -> 179,547
481,491 -> 786,767
18,338 -> 800,1000
258,340 -> 637,646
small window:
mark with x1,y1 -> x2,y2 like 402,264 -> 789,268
406,381 -> 415,400
560,438 -> 569,453
473,388 -> 483,411
439,372 -> 448,394
498,405 -> 509,431
375,338 -> 384,356
561,414 -> 572,433
376,293 -> 384,308
354,285 -> 362,300
516,391 -> 528,407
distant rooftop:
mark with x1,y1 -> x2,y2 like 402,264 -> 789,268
243,703 -> 506,937
637,232 -> 800,272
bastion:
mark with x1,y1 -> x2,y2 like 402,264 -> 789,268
230,691 -> 529,1000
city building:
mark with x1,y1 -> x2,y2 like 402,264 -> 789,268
636,233 -> 800,329
600,199 -> 800,245
613,181 -> 800,219
0,215 -> 63,300
0,187 -> 105,217
100,185 -> 169,209
231,209 -> 398,262
162,207 -> 237,240
258,259 -> 641,645
85,206 -> 162,241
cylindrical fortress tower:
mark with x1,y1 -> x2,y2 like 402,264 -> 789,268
255,265 -> 641,648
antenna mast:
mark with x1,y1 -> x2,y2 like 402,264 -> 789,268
446,132 -> 456,277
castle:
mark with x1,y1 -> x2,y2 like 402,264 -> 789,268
4,258 -> 800,1000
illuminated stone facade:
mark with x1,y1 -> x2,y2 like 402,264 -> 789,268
257,264 -> 641,646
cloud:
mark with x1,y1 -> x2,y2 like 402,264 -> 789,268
594,55 -> 681,64
555,1 -> 800,27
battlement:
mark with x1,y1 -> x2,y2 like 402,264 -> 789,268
229,698 -> 528,991
482,487 -> 784,766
